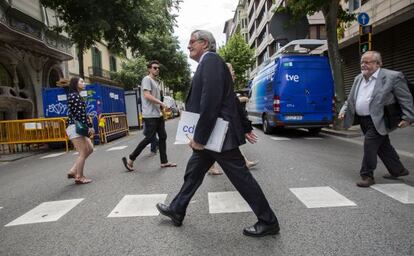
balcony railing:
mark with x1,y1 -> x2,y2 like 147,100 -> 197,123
88,66 -> 112,80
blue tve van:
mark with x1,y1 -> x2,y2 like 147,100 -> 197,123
246,54 -> 334,134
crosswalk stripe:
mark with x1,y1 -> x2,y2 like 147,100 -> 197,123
5,199 -> 84,227
371,184 -> 414,204
40,152 -> 65,159
106,146 -> 128,151
208,191 -> 252,214
270,137 -> 291,141
108,194 -> 168,217
290,186 -> 357,208
4,184 -> 413,226
304,137 -> 323,140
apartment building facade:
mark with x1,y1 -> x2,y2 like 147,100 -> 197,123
339,0 -> 414,95
68,42 -> 133,87
227,0 -> 326,80
0,0 -> 72,120
0,0 -> 133,120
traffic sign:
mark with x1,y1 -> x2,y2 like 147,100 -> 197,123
357,12 -> 370,26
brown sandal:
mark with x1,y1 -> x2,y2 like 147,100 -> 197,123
75,177 -> 92,184
122,157 -> 134,172
161,162 -> 177,168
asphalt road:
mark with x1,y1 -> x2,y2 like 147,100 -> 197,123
0,118 -> 413,256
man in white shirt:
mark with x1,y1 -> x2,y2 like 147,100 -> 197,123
339,51 -> 414,187
122,60 -> 176,171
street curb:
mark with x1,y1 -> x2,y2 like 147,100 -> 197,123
321,128 -> 362,138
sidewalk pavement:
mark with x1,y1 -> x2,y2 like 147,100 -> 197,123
321,125 -> 362,138
322,124 -> 414,158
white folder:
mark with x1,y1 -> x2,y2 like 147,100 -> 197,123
175,111 -> 229,152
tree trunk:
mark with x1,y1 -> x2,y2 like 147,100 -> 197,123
322,0 -> 345,130
77,44 -> 85,79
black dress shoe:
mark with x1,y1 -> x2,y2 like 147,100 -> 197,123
243,222 -> 280,237
356,176 -> 375,187
156,203 -> 184,227
383,169 -> 409,180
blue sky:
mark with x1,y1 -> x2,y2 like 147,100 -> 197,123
173,0 -> 238,72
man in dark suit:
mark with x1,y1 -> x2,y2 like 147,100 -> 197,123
339,51 -> 414,187
156,30 -> 279,237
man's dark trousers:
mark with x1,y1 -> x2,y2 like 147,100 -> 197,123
359,115 -> 405,177
129,117 -> 167,163
144,122 -> 159,152
169,148 -> 278,225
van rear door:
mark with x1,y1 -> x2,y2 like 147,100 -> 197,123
277,56 -> 333,122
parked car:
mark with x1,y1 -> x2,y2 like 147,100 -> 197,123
247,42 -> 334,134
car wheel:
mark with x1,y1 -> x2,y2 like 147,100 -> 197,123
308,127 -> 322,135
262,115 -> 273,134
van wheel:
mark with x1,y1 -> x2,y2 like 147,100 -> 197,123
308,128 -> 321,135
262,115 -> 273,134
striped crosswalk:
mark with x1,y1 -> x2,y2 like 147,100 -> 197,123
3,183 -> 413,227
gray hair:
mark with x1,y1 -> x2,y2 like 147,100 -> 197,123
191,30 -> 216,52
362,51 -> 382,66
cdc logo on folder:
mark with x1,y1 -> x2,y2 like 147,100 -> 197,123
175,111 -> 229,152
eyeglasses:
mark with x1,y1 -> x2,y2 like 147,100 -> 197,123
152,66 -> 160,70
189,39 -> 204,45
360,60 -> 377,65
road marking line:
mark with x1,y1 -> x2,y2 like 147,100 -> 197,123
304,137 -> 323,140
106,146 -> 128,151
40,152 -> 65,159
290,186 -> 357,208
5,199 -> 84,227
108,194 -> 168,217
270,137 -> 291,141
208,191 -> 252,214
371,184 -> 414,204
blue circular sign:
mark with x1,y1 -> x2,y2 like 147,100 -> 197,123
357,12 -> 370,26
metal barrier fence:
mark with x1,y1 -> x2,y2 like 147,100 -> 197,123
98,113 -> 129,144
0,118 -> 69,153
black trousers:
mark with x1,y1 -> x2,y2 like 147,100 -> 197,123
143,123 -> 159,152
359,115 -> 405,177
129,117 -> 167,164
169,148 -> 278,225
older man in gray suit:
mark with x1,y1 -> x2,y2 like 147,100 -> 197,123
339,51 -> 414,187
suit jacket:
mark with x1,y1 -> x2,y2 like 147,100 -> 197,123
185,52 -> 246,151
340,68 -> 414,135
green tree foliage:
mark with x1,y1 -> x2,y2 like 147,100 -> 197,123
218,33 -> 254,90
139,32 -> 191,96
40,0 -> 179,77
278,0 -> 355,129
110,55 -> 147,91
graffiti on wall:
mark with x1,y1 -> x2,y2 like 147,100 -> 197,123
46,100 -> 97,118
46,103 -> 68,116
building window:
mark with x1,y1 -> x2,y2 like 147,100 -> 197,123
309,25 -> 326,40
109,56 -> 117,72
48,68 -> 60,88
0,64 -> 12,87
266,0 -> 273,11
92,47 -> 102,76
349,0 -> 360,11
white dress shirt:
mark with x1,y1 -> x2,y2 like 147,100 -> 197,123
355,68 -> 380,116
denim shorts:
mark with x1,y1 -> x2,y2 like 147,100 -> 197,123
66,124 -> 82,140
